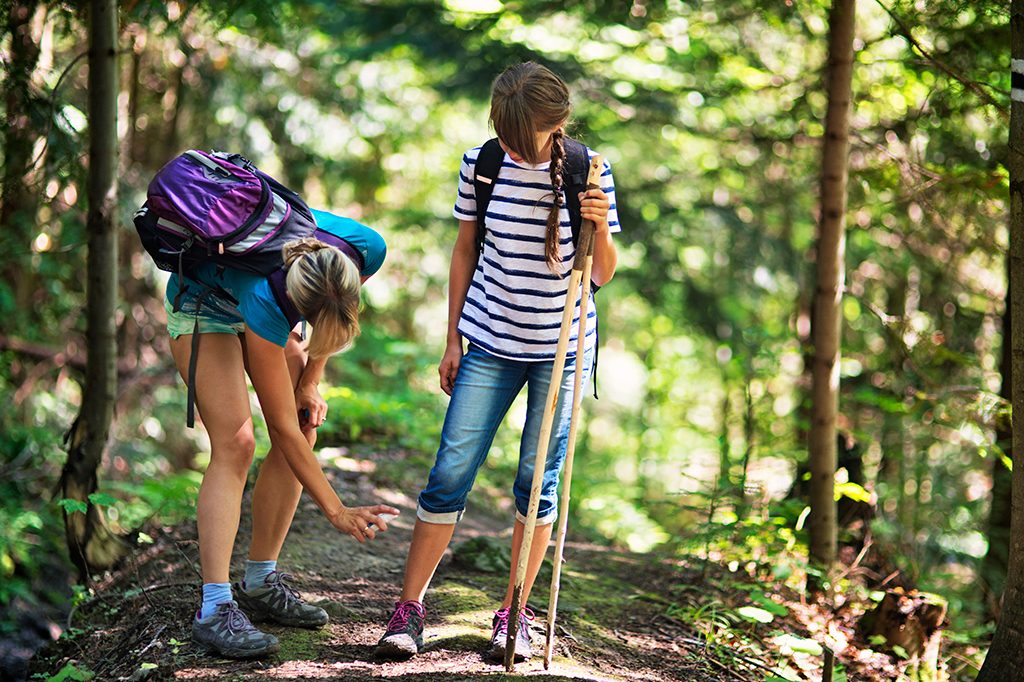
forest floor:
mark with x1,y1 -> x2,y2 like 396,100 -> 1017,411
28,446 -> 911,682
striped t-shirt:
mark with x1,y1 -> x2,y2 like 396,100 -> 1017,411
452,144 -> 620,361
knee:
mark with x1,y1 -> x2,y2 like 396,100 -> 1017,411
211,427 -> 256,476
422,457 -> 475,508
429,462 -> 469,496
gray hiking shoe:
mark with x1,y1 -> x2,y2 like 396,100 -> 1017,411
486,606 -> 534,662
375,600 -> 426,659
192,601 -> 279,659
234,571 -> 329,628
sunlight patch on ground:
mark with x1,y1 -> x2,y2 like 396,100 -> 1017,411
320,447 -> 377,473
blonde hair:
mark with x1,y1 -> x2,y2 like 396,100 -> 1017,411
489,62 -> 572,272
282,237 -> 361,358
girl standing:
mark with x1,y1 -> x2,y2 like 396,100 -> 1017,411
165,209 -> 400,659
376,62 -> 619,662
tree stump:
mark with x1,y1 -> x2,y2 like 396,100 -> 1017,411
858,588 -> 948,682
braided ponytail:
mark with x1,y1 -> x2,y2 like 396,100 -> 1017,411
545,128 -> 566,273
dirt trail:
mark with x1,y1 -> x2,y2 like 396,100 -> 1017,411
31,448 -> 741,681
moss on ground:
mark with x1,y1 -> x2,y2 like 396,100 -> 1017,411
432,580 -> 501,613
274,627 -> 332,661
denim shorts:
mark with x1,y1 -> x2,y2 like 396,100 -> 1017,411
416,343 -> 594,526
164,285 -> 246,339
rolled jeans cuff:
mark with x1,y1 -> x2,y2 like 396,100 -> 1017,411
416,504 -> 464,525
515,508 -> 557,526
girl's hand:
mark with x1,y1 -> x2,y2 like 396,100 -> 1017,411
439,344 -> 464,396
578,188 -> 611,232
296,383 -> 327,431
329,504 -> 401,542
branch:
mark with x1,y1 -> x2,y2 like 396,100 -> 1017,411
0,335 -> 176,383
26,49 -> 89,174
0,335 -> 84,369
874,0 -> 1009,121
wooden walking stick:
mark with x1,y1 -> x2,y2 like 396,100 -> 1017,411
505,154 -> 604,672
543,233 -> 594,669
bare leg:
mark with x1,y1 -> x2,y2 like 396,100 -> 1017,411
399,519 -> 457,603
501,519 -> 554,608
170,333 -> 255,585
247,333 -> 312,561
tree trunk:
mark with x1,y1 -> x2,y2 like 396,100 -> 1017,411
717,388 -> 732,505
737,375 -> 754,520
982,257 -> 1012,615
977,2 -> 1024,678
808,0 -> 856,567
59,0 -> 128,583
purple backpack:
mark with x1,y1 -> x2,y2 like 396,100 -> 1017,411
134,150 -> 316,279
134,150 -> 318,426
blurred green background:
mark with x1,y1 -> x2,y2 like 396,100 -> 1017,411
0,1 -> 1011,676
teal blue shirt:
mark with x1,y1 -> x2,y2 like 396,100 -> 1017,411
165,211 -> 386,347
310,209 -> 387,277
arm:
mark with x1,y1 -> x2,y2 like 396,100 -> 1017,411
579,189 -> 618,286
439,219 -> 480,395
295,351 -> 329,430
243,328 -> 399,540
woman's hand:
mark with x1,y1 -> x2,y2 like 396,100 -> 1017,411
329,504 -> 401,543
296,382 -> 327,431
579,188 -> 611,232
439,343 -> 464,396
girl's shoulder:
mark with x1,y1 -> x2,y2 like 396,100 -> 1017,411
578,141 -> 608,163
460,144 -> 485,168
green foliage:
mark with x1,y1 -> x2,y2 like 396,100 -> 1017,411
318,326 -> 444,452
749,590 -> 789,617
452,536 -> 512,573
56,499 -> 87,515
42,662 -> 94,682
0,381 -> 73,608
0,3 -> 1014,677
774,633 -> 823,656
322,385 -> 437,449
736,605 -> 775,624
106,473 -> 202,529
667,599 -> 734,649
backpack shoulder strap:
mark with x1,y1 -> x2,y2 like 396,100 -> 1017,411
473,138 -> 505,253
561,136 -> 590,249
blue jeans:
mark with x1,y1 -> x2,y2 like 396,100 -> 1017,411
417,344 -> 594,526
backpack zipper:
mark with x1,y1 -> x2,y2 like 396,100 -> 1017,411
184,150 -> 242,181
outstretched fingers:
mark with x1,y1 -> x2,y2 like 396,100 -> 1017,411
350,505 -> 400,542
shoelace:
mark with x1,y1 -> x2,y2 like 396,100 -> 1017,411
387,601 -> 423,633
221,602 -> 258,635
492,606 -> 534,636
265,571 -> 302,607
